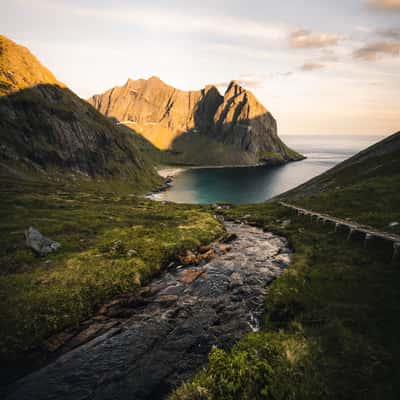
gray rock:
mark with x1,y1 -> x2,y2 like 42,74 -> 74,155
24,227 -> 60,256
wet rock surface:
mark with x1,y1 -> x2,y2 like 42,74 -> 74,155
5,222 -> 291,400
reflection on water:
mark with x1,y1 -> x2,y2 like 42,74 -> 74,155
158,135 -> 384,204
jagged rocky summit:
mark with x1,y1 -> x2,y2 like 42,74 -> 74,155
89,77 -> 303,166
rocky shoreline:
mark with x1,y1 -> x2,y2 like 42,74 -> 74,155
4,221 -> 292,400
144,174 -> 175,200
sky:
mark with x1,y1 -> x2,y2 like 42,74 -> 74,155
1,0 -> 400,135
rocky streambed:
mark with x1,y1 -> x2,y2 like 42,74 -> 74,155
4,222 -> 292,400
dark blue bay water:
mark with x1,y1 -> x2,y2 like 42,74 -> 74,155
157,135 -> 384,204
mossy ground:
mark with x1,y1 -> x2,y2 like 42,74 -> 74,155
171,203 -> 400,400
0,179 -> 224,361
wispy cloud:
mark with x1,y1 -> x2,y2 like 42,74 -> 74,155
319,49 -> 340,62
299,62 -> 325,71
215,72 -> 293,90
377,28 -> 400,39
368,0 -> 400,11
289,29 -> 341,49
18,0 -> 287,43
353,41 -> 400,60
215,75 -> 265,90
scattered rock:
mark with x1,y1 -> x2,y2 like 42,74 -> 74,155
281,219 -> 291,227
229,272 -> 243,288
179,269 -> 206,284
154,295 -> 179,304
389,222 -> 399,227
274,253 -> 291,268
179,250 -> 198,266
199,244 -> 211,253
44,332 -> 75,353
200,249 -> 215,262
222,233 -> 237,243
218,244 -> 231,254
24,227 -> 61,256
127,249 -> 138,257
216,215 -> 225,223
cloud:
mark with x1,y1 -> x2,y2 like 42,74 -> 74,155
215,71 -> 293,90
319,49 -> 340,62
299,62 -> 325,71
377,28 -> 400,39
368,0 -> 400,11
215,75 -> 264,89
236,76 -> 265,89
17,0 -> 287,44
289,29 -> 340,48
353,41 -> 400,60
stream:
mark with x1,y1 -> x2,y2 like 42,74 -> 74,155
5,222 -> 291,400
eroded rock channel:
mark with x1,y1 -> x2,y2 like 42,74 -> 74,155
5,222 -> 291,400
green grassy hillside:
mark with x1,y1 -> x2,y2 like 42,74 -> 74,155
0,35 -> 162,193
278,131 -> 400,233
0,84 -> 162,193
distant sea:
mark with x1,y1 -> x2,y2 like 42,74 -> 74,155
157,135 -> 384,204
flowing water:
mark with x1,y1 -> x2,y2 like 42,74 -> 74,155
157,135 -> 384,204
5,222 -> 291,400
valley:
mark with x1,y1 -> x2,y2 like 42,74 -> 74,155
1,30 -> 400,400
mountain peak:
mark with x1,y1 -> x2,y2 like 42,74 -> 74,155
225,80 -> 245,97
0,35 -> 62,96
88,76 -> 301,165
148,75 -> 162,82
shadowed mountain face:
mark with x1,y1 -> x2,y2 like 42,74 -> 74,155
0,35 -> 161,192
89,78 -> 303,166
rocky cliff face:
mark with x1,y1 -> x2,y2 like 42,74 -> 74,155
0,36 -> 161,192
211,81 -> 297,162
89,78 -> 302,165
89,77 -> 223,150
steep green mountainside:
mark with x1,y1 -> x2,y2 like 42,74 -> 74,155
278,131 -> 400,232
0,35 -> 161,193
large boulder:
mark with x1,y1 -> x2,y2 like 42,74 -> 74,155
25,227 -> 61,256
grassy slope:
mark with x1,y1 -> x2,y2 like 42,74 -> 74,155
277,131 -> 400,234
0,179 -> 224,361
172,203 -> 400,400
